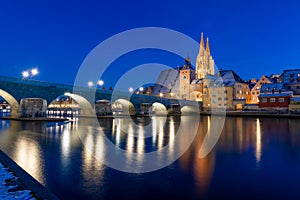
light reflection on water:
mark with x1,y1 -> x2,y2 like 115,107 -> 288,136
0,116 -> 300,199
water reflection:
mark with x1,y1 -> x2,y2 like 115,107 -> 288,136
256,118 -> 262,163
0,116 -> 300,199
14,134 -> 44,184
0,121 -> 46,184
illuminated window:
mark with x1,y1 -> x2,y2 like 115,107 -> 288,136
256,86 -> 260,90
279,98 -> 285,102
270,98 -> 276,103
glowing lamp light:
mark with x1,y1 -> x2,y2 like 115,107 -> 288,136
159,93 -> 163,97
98,80 -> 104,86
139,87 -> 144,92
31,68 -> 38,76
22,71 -> 29,78
129,87 -> 134,93
88,81 -> 93,87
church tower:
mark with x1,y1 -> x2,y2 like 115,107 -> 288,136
180,57 -> 192,100
196,33 -> 215,79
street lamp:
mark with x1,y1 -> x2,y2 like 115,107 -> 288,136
88,81 -> 93,87
22,71 -> 29,79
139,87 -> 144,92
31,68 -> 38,76
98,80 -> 104,86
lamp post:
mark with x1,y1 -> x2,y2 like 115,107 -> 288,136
22,67 -> 39,79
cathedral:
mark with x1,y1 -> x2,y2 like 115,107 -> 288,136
196,33 -> 215,79
151,33 -> 216,101
179,33 -> 216,101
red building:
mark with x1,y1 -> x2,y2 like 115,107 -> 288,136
258,92 -> 292,109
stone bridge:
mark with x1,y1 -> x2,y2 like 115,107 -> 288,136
0,75 -> 201,117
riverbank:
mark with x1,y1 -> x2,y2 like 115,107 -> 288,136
0,116 -> 69,122
200,110 -> 300,118
0,150 -> 59,200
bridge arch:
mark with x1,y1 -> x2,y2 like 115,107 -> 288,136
49,93 -> 95,116
0,89 -> 20,117
112,99 -> 136,115
181,105 -> 200,115
152,102 -> 167,115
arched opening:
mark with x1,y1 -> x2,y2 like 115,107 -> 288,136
0,89 -> 20,117
190,91 -> 203,101
48,93 -> 94,117
152,102 -> 167,115
48,95 -> 80,117
112,99 -> 136,115
181,105 -> 200,115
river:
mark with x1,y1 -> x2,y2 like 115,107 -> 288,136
0,115 -> 300,199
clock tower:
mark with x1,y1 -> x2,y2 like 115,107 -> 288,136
180,57 -> 192,100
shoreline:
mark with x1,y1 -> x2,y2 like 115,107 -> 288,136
0,116 -> 69,122
0,150 -> 59,200
0,111 -> 299,121
200,110 -> 300,118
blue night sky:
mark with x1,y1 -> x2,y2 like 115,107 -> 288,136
1,0 -> 300,88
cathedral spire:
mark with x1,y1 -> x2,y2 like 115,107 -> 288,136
205,37 -> 210,55
199,32 -> 204,55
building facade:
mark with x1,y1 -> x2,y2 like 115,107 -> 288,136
202,70 -> 250,110
258,92 -> 292,109
249,75 -> 272,104
281,69 -> 300,95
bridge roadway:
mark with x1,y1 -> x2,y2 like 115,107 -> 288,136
0,75 -> 201,117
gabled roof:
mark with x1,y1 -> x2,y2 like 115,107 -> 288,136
260,83 -> 285,93
151,68 -> 180,94
259,92 -> 293,98
219,70 -> 245,86
282,69 -> 300,84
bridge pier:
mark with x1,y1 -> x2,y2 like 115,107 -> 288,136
20,98 -> 47,118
